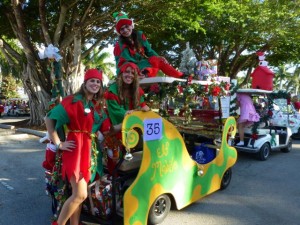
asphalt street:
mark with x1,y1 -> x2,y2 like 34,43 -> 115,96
0,118 -> 299,225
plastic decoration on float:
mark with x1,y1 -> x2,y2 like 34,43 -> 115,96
146,79 -> 230,112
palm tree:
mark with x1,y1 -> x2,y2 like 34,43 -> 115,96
84,48 -> 115,80
286,64 -> 300,95
273,65 -> 288,90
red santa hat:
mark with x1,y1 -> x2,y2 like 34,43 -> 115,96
119,62 -> 139,75
256,51 -> 266,61
84,69 -> 103,82
113,11 -> 134,35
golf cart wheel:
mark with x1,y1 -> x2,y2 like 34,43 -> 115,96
220,168 -> 232,190
257,143 -> 270,161
281,138 -> 292,153
148,194 -> 171,225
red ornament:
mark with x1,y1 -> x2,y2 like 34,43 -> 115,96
204,84 -> 208,92
187,75 -> 193,85
177,85 -> 183,94
150,84 -> 160,93
225,82 -> 231,91
251,133 -> 258,140
212,86 -> 221,96
268,110 -> 273,117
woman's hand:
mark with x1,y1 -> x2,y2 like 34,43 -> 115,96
141,105 -> 150,112
125,110 -> 135,115
59,140 -> 76,152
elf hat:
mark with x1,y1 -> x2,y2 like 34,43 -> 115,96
84,69 -> 103,82
113,11 -> 134,35
119,62 -> 139,75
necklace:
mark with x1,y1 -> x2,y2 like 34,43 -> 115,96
84,108 -> 91,114
84,100 -> 92,115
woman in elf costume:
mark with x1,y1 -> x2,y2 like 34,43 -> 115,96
45,69 -> 111,225
113,11 -> 183,78
106,62 -> 150,129
105,62 -> 150,172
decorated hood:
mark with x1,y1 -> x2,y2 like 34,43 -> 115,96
121,111 -> 237,225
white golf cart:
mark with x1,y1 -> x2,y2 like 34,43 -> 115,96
270,97 -> 300,140
234,89 -> 292,161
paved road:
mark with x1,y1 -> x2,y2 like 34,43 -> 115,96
0,125 -> 299,225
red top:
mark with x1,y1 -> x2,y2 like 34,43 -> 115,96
294,102 -> 300,110
48,94 -> 110,183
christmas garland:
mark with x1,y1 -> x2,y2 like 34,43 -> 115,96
145,79 -> 231,114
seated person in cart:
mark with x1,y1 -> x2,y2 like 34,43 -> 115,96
105,62 -> 150,172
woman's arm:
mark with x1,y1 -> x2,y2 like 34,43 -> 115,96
45,117 -> 75,151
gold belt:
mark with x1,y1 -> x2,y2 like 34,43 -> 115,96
68,130 -> 92,136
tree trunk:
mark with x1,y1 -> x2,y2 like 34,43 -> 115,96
22,63 -> 50,126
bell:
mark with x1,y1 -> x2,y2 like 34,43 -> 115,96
124,152 -> 133,161
197,169 -> 204,176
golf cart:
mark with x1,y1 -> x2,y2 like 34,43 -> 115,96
234,89 -> 292,161
270,97 -> 300,140
81,76 -> 237,225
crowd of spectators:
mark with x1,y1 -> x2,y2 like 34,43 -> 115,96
0,99 -> 29,117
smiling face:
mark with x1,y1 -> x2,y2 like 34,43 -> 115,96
122,66 -> 136,85
85,78 -> 102,98
119,24 -> 133,37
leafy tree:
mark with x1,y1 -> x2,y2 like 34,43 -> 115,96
1,75 -> 20,99
0,0 -> 299,126
0,0 -> 120,125
134,0 -> 300,84
285,64 -> 300,95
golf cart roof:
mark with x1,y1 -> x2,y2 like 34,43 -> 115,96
139,76 -> 230,85
237,88 -> 273,95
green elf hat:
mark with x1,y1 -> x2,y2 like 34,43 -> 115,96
113,11 -> 134,35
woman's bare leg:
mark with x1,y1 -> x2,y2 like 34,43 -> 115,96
238,122 -> 245,142
69,204 -> 82,225
57,177 -> 87,225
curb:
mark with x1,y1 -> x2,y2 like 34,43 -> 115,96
0,123 -> 46,138
16,128 -> 46,137
0,124 -> 15,129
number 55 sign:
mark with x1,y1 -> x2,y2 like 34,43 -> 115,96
144,118 -> 162,141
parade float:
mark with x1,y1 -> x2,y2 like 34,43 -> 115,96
80,71 -> 238,225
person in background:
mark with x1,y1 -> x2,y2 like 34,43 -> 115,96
45,69 -> 111,225
292,95 -> 300,112
113,11 -> 184,79
236,93 -> 260,146
0,101 -> 4,117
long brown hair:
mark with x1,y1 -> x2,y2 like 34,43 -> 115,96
120,29 -> 141,53
116,65 -> 140,109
